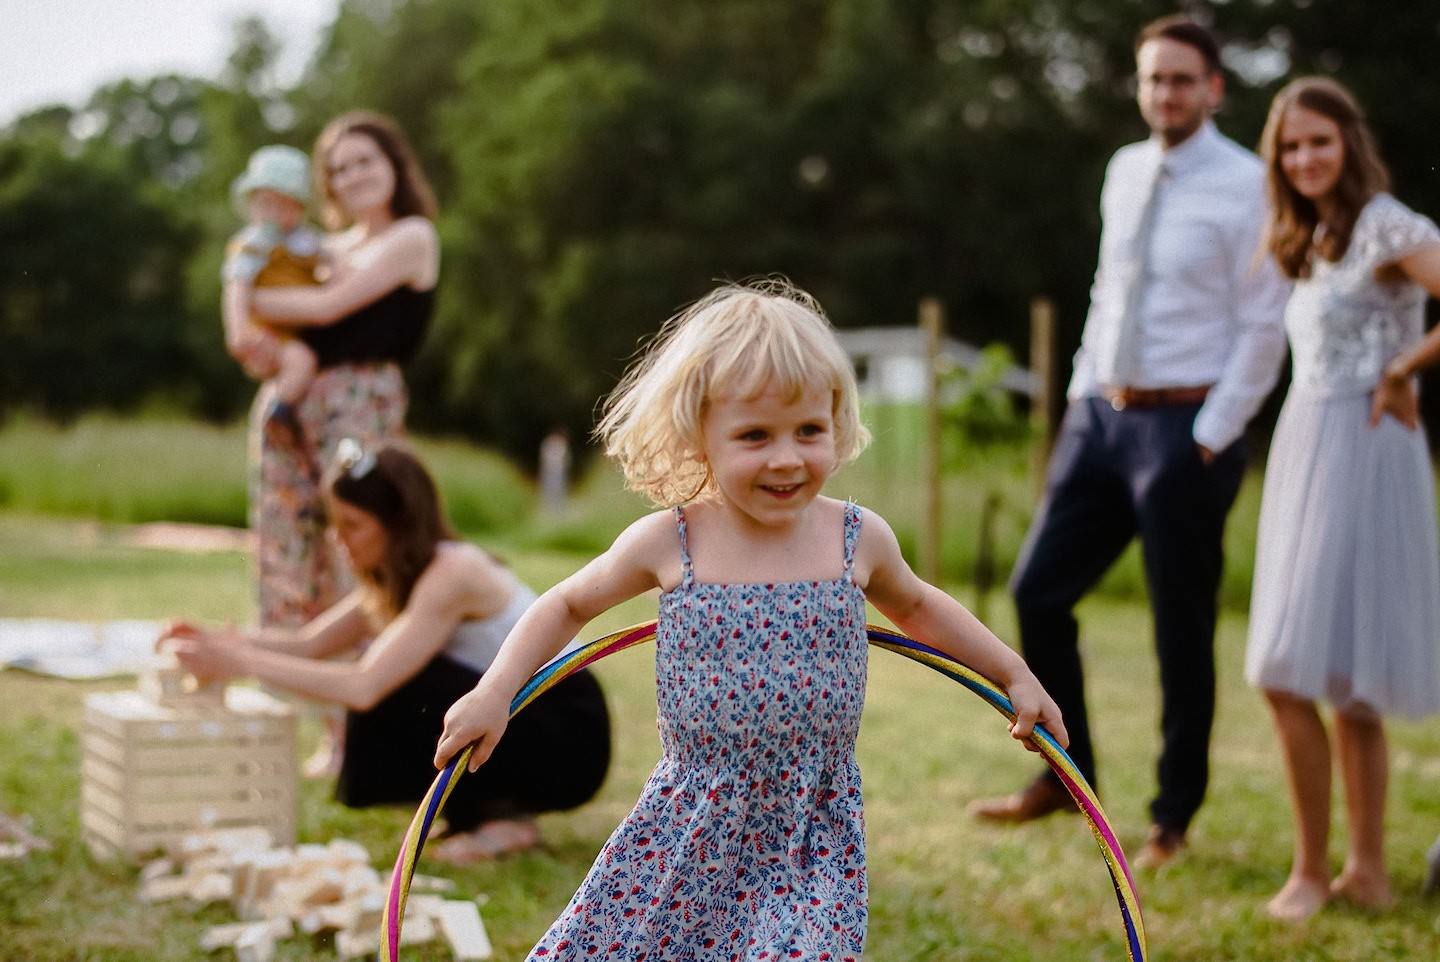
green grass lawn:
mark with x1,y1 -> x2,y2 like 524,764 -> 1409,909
0,410 -> 1269,611
2,514 -> 1439,960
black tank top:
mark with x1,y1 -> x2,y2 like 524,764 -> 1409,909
301,285 -> 435,369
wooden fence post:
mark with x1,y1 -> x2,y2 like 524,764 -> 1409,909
972,491 -> 1001,623
1029,296 -> 1060,494
919,297 -> 943,586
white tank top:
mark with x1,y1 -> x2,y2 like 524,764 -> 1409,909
443,577 -> 537,674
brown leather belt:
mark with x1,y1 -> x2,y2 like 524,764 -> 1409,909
1102,385 -> 1211,411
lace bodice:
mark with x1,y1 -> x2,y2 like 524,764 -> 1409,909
1285,193 -> 1440,397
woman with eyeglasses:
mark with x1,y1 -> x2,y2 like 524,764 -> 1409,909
159,442 -> 612,861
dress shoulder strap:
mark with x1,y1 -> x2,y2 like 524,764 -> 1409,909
842,500 -> 863,580
673,505 -> 695,588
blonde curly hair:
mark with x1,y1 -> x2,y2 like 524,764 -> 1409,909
596,279 -> 869,506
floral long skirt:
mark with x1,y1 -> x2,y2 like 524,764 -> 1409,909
249,362 -> 408,628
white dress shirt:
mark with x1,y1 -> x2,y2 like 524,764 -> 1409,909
1069,121 -> 1291,451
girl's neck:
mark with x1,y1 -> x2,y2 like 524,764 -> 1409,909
709,494 -> 814,541
684,496 -> 845,585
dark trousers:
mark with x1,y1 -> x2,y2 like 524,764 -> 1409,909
1010,397 -> 1244,831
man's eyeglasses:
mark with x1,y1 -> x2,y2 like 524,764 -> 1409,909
335,437 -> 377,479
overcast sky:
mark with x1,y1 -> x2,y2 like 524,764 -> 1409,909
2,0 -> 338,124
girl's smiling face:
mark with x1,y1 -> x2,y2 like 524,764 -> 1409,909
699,383 -> 837,530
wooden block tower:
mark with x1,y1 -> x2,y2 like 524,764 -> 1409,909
81,663 -> 297,859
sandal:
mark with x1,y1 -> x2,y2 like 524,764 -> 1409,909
430,819 -> 541,864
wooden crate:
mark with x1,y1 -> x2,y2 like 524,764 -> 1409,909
81,687 -> 297,859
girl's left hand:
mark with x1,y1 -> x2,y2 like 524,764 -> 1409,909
1370,370 -> 1419,430
1005,675 -> 1069,752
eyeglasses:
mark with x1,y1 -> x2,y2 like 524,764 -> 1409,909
335,438 -> 377,479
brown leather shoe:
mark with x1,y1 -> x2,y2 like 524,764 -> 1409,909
967,777 -> 1076,823
1133,823 -> 1186,870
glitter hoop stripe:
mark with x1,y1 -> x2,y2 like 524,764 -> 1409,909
383,621 -> 1148,962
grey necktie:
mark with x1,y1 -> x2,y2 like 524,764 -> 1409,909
1095,157 -> 1169,388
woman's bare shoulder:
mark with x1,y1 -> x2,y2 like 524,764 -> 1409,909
376,216 -> 438,258
390,214 -> 438,238
432,541 -> 509,582
404,542 -> 517,620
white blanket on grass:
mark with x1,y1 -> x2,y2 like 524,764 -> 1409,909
0,619 -> 163,679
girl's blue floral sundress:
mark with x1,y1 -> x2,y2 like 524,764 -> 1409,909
529,501 -> 869,961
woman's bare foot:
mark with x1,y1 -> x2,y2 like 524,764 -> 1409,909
302,732 -> 344,780
1330,869 -> 1393,911
430,818 -> 541,864
1265,876 -> 1330,922
302,715 -> 347,780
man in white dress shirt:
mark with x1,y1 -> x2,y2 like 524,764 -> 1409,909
970,15 -> 1289,867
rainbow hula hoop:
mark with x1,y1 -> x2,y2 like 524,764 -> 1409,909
383,621 -> 1148,962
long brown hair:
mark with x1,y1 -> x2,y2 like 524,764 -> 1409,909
313,110 -> 438,230
1260,76 -> 1390,279
325,441 -> 456,621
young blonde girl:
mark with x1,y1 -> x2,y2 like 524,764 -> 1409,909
435,280 -> 1066,960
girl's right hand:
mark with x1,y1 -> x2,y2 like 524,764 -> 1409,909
435,684 -> 511,773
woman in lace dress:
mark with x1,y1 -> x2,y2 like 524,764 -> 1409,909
1247,77 -> 1440,921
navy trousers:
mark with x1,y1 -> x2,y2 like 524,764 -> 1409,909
1011,396 -> 1244,831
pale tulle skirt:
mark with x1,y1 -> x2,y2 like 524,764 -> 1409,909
1246,390 -> 1440,717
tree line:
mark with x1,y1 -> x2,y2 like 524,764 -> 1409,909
3,0 -> 1437,467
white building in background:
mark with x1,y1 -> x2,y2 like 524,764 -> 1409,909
835,327 -> 1040,403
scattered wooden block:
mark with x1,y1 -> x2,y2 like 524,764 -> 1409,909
268,865 -> 346,915
134,826 -> 487,961
350,890 -> 386,937
191,872 -> 235,904
299,901 -> 357,934
176,826 -> 276,862
404,913 -> 437,945
434,900 -> 494,960
341,864 -> 382,897
234,923 -> 276,962
334,927 -> 375,960
0,811 -> 51,860
140,874 -> 198,903
406,894 -> 447,918
408,873 -> 456,894
233,849 -> 292,918
325,838 -> 371,865
139,857 -> 176,882
201,918 -> 292,951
